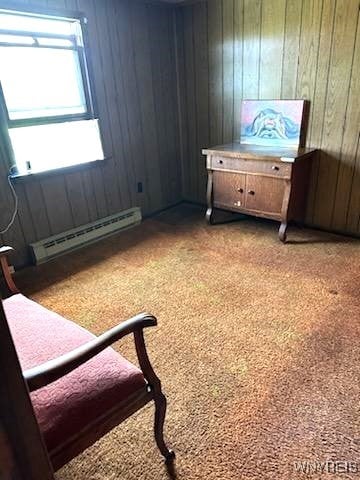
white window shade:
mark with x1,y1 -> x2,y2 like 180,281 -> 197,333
9,119 -> 104,175
0,46 -> 86,120
0,12 -> 76,35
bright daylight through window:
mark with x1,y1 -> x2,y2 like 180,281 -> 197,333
0,9 -> 104,175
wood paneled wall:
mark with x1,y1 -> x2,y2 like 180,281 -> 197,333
1,0 -> 359,268
0,0 -> 181,267
175,0 -> 360,236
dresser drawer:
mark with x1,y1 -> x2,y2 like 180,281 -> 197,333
210,155 -> 292,178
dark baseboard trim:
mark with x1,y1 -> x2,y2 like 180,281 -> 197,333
142,200 -> 184,220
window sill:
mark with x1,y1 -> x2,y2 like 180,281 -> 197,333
10,158 -> 108,183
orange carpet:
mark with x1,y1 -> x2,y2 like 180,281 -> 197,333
18,204 -> 360,480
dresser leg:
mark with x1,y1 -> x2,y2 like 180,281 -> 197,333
206,170 -> 214,225
206,207 -> 214,225
279,222 -> 287,243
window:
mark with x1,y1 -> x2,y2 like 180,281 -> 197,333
0,8 -> 104,175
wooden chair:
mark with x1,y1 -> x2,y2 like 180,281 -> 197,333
0,246 -> 175,472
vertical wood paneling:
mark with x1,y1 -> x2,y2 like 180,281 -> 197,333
295,0 -> 323,226
259,0 -> 286,99
80,169 -> 99,222
102,0 -> 136,210
177,0 -> 360,238
222,0 -> 234,143
281,0 -> 302,99
147,5 -> 182,207
332,11 -> 360,231
305,0 -> 336,223
183,6 -> 198,200
93,0 -> 124,214
0,0 -> 181,267
175,7 -> 190,201
2,0 -> 360,268
114,1 -> 149,214
63,171 -> 90,227
296,0 -> 323,102
130,1 -> 163,212
208,0 -> 223,145
14,185 -> 37,245
159,8 -> 182,205
347,140 -> 360,233
23,182 -> 51,239
194,1 -> 209,201
313,0 -> 359,228
40,176 -> 74,235
233,0 -> 243,141
242,0 -> 261,99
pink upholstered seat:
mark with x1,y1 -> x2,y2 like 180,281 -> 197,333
3,294 -> 146,453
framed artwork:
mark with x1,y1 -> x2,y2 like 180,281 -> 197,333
240,100 -> 309,148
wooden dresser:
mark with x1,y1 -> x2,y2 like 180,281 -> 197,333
203,143 -> 317,242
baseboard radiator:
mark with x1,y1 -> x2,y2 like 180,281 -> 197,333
30,207 -> 141,264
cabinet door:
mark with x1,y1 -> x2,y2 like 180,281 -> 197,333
245,176 -> 285,215
213,171 -> 246,209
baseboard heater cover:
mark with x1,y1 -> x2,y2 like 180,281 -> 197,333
30,207 -> 142,264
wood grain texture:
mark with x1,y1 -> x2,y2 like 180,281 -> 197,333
193,1 -> 209,201
205,144 -> 315,242
148,4 -> 182,207
183,5 -> 199,199
305,0 -> 336,223
281,0 -> 302,99
332,11 -> 360,231
347,140 -> 360,234
259,0 -> 286,99
222,0 -> 234,143
176,0 -> 360,237
312,0 -> 359,228
242,0 -> 261,99
233,0 -> 243,141
1,0 -> 359,264
0,0 -> 181,267
208,0 -> 223,146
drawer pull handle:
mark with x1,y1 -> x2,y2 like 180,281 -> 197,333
248,190 -> 255,196
272,165 -> 280,171
237,187 -> 244,193
218,159 -> 223,164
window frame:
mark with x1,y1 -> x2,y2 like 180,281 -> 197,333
0,3 -> 97,129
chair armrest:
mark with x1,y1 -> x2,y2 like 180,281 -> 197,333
24,313 -> 157,392
0,246 -> 14,258
0,246 -> 19,295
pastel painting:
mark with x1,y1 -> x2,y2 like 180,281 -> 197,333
240,100 -> 306,148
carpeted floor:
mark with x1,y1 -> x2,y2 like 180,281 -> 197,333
18,204 -> 360,480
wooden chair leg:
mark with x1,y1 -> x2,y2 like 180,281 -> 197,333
134,329 -> 175,463
0,254 -> 19,295
154,391 -> 175,462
